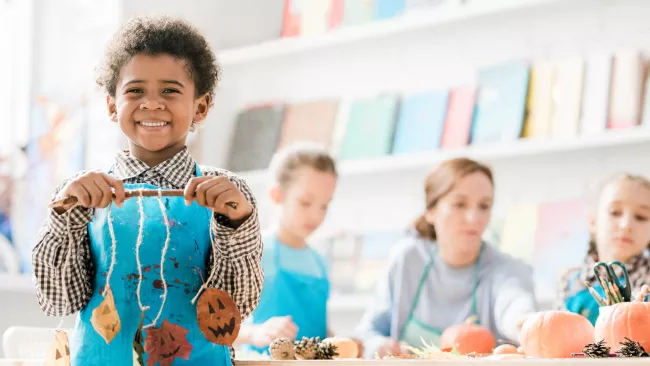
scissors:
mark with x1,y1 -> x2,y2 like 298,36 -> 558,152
593,261 -> 632,303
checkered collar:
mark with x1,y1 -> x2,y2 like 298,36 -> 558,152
112,147 -> 196,189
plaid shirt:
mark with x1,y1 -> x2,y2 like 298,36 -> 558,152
31,147 -> 263,358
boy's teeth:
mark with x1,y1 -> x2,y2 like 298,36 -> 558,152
140,121 -> 167,127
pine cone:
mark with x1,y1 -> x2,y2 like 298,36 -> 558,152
316,342 -> 339,360
294,337 -> 319,360
616,337 -> 650,357
583,340 -> 610,358
270,338 -> 295,360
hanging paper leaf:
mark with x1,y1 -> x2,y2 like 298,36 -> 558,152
45,330 -> 70,366
132,309 -> 146,366
90,285 -> 121,343
144,319 -> 193,366
196,288 -> 241,346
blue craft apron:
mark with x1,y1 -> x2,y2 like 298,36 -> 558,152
565,270 -> 608,325
245,234 -> 329,354
398,245 -> 482,348
69,165 -> 232,366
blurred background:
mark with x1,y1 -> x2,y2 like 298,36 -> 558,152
2,0 -> 650,358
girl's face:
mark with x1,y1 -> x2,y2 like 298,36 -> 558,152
107,53 -> 210,161
425,172 -> 494,266
592,179 -> 650,263
273,167 -> 337,240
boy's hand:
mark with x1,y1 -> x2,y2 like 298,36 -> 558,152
56,171 -> 125,211
184,176 -> 253,221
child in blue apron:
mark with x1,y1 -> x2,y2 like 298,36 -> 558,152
355,158 -> 538,358
31,16 -> 263,366
557,173 -> 650,324
234,143 -> 362,357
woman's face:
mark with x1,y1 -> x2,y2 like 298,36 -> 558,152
425,172 -> 494,266
592,179 -> 650,263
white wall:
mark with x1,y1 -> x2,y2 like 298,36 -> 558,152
4,0 -> 650,357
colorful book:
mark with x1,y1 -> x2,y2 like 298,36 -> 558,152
276,100 -> 339,150
373,0 -> 406,20
440,85 -> 476,148
609,50 -> 646,129
339,95 -> 399,159
549,58 -> 584,138
227,104 -> 285,172
522,61 -> 554,139
392,90 -> 449,154
281,0 -> 303,37
300,0 -> 331,36
580,54 -> 612,135
342,0 -> 374,26
471,60 -> 530,143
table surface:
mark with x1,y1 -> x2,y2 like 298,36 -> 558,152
3,359 -> 650,366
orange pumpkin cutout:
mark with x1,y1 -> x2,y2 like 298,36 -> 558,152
196,288 -> 241,346
45,330 -> 70,366
90,286 -> 121,343
440,316 -> 496,355
144,319 -> 193,366
595,302 -> 650,349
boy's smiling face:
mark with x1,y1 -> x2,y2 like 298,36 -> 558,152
107,53 -> 210,164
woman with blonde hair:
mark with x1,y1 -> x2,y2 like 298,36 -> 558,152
355,157 -> 539,358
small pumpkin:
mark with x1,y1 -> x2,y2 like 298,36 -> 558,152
493,344 -> 519,355
519,310 -> 594,358
90,286 -> 121,343
322,337 -> 359,359
595,302 -> 650,349
45,330 -> 70,366
439,316 -> 496,355
196,288 -> 241,346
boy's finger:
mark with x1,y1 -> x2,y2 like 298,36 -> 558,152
183,176 -> 211,205
103,174 -> 125,206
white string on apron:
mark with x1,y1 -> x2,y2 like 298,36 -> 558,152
133,189 -> 172,329
190,212 -> 218,305
104,202 -> 117,296
151,189 -> 170,328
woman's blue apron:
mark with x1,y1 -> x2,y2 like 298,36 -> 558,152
565,270 -> 608,325
69,165 -> 232,365
245,235 -> 329,354
398,245 -> 482,348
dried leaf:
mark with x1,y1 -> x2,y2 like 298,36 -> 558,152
45,330 -> 70,366
90,286 -> 121,343
196,288 -> 241,346
144,319 -> 193,366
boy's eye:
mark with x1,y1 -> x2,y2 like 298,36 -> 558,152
162,88 -> 180,94
126,88 -> 143,94
635,215 -> 648,221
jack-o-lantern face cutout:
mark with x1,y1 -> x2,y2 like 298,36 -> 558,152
90,286 -> 121,343
196,288 -> 241,346
144,319 -> 193,366
45,330 -> 70,366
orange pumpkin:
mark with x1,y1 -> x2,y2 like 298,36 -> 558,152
322,337 -> 359,358
519,310 -> 594,358
595,302 -> 650,349
440,316 -> 496,355
196,288 -> 241,346
493,344 -> 519,355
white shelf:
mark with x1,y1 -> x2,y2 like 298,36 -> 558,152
0,273 -> 34,293
218,0 -> 570,65
238,127 -> 650,187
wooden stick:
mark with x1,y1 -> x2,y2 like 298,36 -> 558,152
48,189 -> 237,209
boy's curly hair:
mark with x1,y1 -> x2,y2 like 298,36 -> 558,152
96,16 -> 220,104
